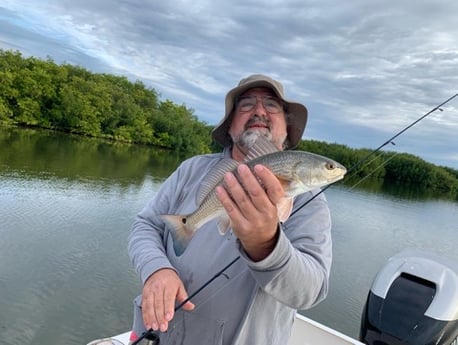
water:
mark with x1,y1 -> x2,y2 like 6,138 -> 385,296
0,127 -> 457,344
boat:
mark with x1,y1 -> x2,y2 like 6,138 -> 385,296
88,313 -> 364,345
88,249 -> 458,345
360,249 -> 458,344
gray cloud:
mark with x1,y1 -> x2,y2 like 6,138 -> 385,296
1,0 -> 457,167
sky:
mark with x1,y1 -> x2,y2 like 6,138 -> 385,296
1,0 -> 457,168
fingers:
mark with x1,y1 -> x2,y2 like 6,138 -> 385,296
142,270 -> 173,332
237,165 -> 270,211
217,164 -> 284,217
215,164 -> 283,260
220,167 -> 260,223
176,284 -> 195,311
142,269 -> 193,333
251,164 -> 284,204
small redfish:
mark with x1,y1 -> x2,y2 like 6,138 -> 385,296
162,137 -> 346,256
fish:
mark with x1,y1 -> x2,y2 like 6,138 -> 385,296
162,136 -> 347,256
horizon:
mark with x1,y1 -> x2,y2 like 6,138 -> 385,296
1,1 -> 457,168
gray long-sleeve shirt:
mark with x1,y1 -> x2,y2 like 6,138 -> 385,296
128,149 -> 332,345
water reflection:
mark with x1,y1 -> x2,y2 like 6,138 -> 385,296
0,126 -> 183,188
3,125 -> 454,202
342,175 -> 453,202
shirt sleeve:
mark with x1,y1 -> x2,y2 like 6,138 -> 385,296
127,153 -> 224,285
127,165 -> 182,284
238,189 -> 332,310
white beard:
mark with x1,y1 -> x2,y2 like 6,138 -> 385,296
231,129 -> 273,153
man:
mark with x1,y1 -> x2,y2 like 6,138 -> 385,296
128,74 -> 332,344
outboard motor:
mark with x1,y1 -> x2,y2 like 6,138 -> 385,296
360,249 -> 458,345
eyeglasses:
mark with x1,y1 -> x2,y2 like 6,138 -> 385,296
236,96 -> 284,114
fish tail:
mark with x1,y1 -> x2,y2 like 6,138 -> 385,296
161,214 -> 195,256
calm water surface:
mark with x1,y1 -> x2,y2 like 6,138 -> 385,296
1,127 -> 457,345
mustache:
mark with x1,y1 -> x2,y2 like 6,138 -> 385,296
244,116 -> 272,131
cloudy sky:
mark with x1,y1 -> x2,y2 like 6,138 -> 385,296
1,0 -> 457,168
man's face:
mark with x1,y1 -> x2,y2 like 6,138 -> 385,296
229,87 -> 288,153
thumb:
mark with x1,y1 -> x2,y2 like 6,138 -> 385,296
176,285 -> 195,311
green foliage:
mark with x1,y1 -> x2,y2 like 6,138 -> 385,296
1,49 -> 457,198
298,139 -> 458,199
384,153 -> 457,195
0,49 -> 212,154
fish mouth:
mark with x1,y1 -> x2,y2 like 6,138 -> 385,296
329,174 -> 345,183
326,170 -> 346,184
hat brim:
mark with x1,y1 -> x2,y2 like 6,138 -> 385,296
212,79 -> 308,149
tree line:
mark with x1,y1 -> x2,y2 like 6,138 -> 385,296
0,49 -> 213,155
1,49 -> 457,199
297,140 -> 458,199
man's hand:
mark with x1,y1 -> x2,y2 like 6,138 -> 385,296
215,164 -> 283,261
141,268 -> 195,332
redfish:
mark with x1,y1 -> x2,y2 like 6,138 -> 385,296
162,137 -> 346,256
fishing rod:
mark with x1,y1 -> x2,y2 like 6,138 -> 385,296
133,92 -> 457,344
289,92 -> 458,217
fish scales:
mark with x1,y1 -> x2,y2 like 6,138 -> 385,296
162,149 -> 346,256
181,151 -> 334,232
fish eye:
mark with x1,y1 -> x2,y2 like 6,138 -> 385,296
326,162 -> 336,170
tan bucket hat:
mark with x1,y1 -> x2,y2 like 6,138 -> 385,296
212,74 -> 308,149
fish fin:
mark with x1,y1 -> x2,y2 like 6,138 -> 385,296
275,175 -> 306,198
217,214 -> 231,235
275,175 -> 293,190
277,197 -> 293,222
196,159 -> 240,205
245,135 -> 280,162
161,214 -> 195,256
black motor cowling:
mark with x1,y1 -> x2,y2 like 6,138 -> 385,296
360,249 -> 458,345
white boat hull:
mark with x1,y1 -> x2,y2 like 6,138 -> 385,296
97,313 -> 364,345
289,314 -> 364,345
